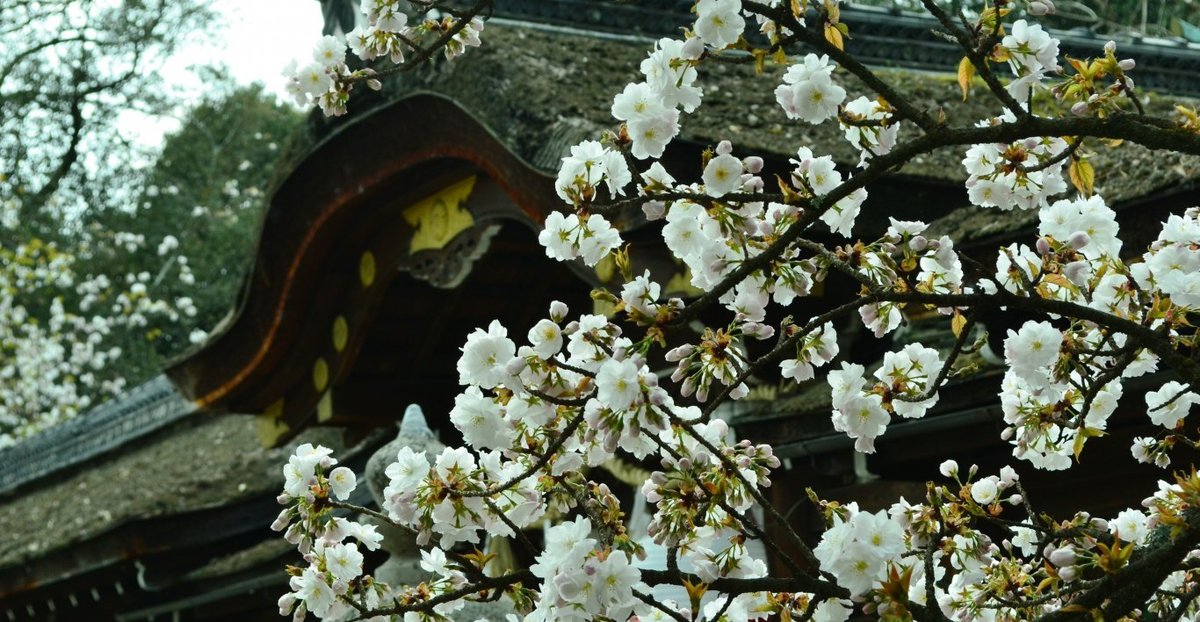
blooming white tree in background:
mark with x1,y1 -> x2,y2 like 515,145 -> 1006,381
0,84 -> 300,448
0,236 -> 196,447
275,0 -> 1200,620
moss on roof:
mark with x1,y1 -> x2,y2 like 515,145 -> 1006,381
183,537 -> 296,582
0,415 -> 341,572
367,22 -> 1198,209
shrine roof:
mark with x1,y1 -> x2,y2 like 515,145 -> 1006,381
346,19 -> 1200,204
0,414 -> 339,575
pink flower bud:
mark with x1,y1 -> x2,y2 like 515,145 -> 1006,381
742,322 -> 774,340
680,375 -> 696,397
716,140 -> 733,156
1063,261 -> 1090,285
271,508 -> 292,531
665,344 -> 695,362
1068,231 -> 1091,250
1104,40 -> 1117,54
743,156 -> 764,173
1029,0 -> 1055,15
1119,58 -> 1136,71
1049,546 -> 1075,567
909,235 -> 928,251
1071,101 -> 1089,116
642,200 -> 666,221
278,592 -> 297,616
1036,237 -> 1052,255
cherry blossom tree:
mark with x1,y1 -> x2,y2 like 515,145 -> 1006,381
274,1 -> 1200,620
0,86 -> 302,447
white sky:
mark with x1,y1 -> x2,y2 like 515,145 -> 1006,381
120,0 -> 324,148
175,0 -> 324,97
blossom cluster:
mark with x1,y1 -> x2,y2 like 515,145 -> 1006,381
271,297 -> 787,619
273,444 -> 389,621
999,19 -> 1061,102
975,196 -> 1200,469
826,341 -> 943,453
285,2 -> 486,116
963,114 -> 1071,211
775,54 -> 846,125
0,237 -> 197,447
807,462 -> 1191,620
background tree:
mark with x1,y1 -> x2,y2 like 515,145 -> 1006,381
0,0 -> 212,237
95,83 -> 307,365
0,80 -> 305,446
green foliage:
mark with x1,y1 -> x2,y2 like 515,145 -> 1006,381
0,84 -> 305,444
850,0 -> 1200,36
0,0 -> 214,232
92,84 -> 307,373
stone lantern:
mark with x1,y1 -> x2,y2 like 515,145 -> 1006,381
364,404 -> 514,619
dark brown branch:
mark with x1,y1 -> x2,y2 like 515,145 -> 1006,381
1036,509 -> 1200,621
666,111 -> 1200,328
893,311 -> 977,404
23,91 -> 84,218
639,569 -> 847,599
347,0 -> 493,83
698,294 -> 876,421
